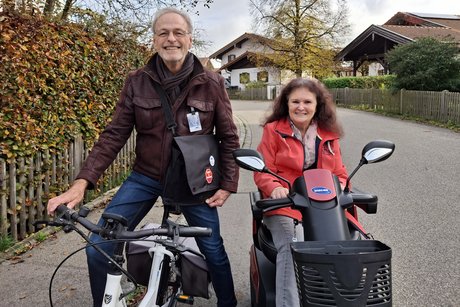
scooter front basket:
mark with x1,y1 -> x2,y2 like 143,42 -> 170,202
291,240 -> 391,307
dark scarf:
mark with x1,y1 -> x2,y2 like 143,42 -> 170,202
155,52 -> 194,103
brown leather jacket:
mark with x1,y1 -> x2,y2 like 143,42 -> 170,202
76,53 -> 240,193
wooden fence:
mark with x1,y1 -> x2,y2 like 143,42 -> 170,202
330,88 -> 460,125
227,87 -> 268,100
0,133 -> 136,241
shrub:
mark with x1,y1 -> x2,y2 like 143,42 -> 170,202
386,37 -> 460,91
0,12 -> 149,160
322,75 -> 395,89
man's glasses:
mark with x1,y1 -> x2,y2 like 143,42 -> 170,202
155,30 -> 190,39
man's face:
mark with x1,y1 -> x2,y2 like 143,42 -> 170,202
153,12 -> 192,73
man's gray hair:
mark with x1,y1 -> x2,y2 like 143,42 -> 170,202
152,7 -> 193,34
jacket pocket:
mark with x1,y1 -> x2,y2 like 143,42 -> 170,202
320,141 -> 337,170
132,97 -> 162,131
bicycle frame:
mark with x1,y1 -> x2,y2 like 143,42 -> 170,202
138,244 -> 175,307
102,273 -> 127,307
101,242 -> 176,307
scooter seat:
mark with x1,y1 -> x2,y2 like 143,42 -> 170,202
258,223 -> 277,263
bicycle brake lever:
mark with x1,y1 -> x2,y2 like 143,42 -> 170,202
172,225 -> 180,244
33,220 -> 49,227
34,220 -> 67,227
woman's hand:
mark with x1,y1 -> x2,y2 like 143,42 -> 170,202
270,187 -> 289,199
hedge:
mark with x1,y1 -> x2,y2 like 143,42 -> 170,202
0,11 -> 150,160
322,75 -> 396,89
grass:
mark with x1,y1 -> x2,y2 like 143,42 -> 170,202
35,231 -> 48,243
126,285 -> 147,306
0,234 -> 14,252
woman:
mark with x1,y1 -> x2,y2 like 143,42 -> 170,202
254,78 -> 348,307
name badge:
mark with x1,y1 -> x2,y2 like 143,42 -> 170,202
187,110 -> 202,132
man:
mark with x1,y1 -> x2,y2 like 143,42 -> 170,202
47,7 -> 239,307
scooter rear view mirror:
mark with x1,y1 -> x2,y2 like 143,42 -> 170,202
362,140 -> 395,164
344,140 -> 395,192
233,148 -> 266,172
233,148 -> 293,192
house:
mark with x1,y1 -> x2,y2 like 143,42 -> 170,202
208,33 -> 287,90
335,12 -> 460,76
198,57 -> 215,71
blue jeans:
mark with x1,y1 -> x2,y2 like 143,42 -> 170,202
86,171 -> 237,307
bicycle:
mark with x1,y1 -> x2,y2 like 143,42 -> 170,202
35,204 -> 212,307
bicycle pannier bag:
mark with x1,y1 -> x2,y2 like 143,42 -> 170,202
181,251 -> 211,298
125,223 -> 211,298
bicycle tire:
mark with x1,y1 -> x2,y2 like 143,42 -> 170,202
156,255 -> 179,306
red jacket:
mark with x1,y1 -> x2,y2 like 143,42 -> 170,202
254,118 -> 348,220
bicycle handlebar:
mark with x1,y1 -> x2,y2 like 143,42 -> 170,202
55,204 -> 212,239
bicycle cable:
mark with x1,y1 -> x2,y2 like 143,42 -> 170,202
48,224 -> 165,307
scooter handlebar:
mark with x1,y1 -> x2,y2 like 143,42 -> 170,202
350,191 -> 378,214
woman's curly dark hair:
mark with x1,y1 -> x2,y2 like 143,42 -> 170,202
264,78 -> 343,136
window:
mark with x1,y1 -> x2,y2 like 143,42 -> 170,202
239,72 -> 250,84
228,54 -> 236,62
257,71 -> 268,82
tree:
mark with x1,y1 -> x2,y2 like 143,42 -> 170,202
250,0 -> 350,78
2,0 -> 214,22
386,37 -> 460,91
1,0 -> 213,56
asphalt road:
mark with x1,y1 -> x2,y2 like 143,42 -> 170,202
0,100 -> 458,307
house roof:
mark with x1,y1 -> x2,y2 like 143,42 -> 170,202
198,57 -> 215,71
217,51 -> 276,72
385,12 -> 460,29
208,32 -> 274,60
217,51 -> 257,71
335,11 -> 460,62
335,25 -> 412,61
381,24 -> 460,42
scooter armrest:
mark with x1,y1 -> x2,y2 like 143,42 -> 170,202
256,197 -> 292,212
352,193 -> 378,214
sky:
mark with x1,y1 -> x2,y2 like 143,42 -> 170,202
189,0 -> 460,58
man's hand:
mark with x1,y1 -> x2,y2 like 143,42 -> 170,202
47,179 -> 89,215
270,186 -> 289,199
205,189 -> 231,207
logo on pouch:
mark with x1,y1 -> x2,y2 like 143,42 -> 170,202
312,187 -> 332,194
209,155 -> 215,166
205,168 -> 213,184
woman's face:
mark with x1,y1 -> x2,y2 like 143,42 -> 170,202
287,87 -> 318,130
